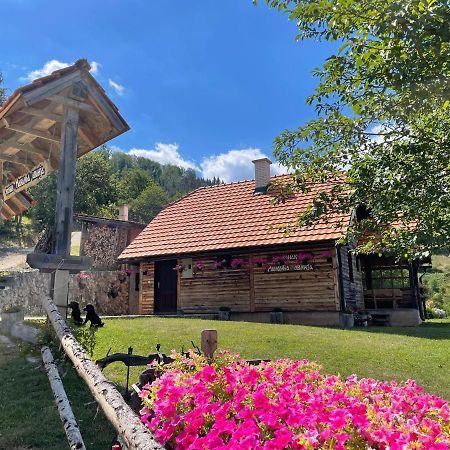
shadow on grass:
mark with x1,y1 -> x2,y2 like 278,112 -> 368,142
344,321 -> 450,340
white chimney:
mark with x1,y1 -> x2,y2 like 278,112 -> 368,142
118,204 -> 129,221
252,158 -> 272,193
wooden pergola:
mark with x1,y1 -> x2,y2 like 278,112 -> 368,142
0,59 -> 129,313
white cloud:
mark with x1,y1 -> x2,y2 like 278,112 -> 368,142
23,60 -> 70,81
90,61 -> 101,75
129,143 -> 198,171
200,148 -> 286,182
22,59 -> 102,81
120,143 -> 287,182
108,79 -> 125,96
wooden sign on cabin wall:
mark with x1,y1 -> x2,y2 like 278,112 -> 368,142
265,253 -> 316,273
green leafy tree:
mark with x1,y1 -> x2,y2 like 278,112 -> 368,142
263,0 -> 450,259
116,168 -> 153,203
30,148 -> 117,229
129,183 -> 169,223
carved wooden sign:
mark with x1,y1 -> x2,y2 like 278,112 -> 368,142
3,160 -> 50,200
266,263 -> 314,273
265,252 -> 315,273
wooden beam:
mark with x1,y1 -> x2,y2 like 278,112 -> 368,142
9,192 -> 32,210
49,95 -> 95,112
0,200 -> 16,217
40,296 -> 164,450
22,70 -> 82,106
81,74 -> 125,130
53,106 -> 79,255
41,346 -> 87,450
3,123 -> 60,143
26,253 -> 92,273
20,107 -> 63,123
0,153 -> 33,167
78,126 -> 95,148
0,140 -> 50,158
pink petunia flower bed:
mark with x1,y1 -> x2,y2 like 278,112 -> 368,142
139,352 -> 450,449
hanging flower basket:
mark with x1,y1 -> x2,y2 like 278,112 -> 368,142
230,258 -> 244,269
108,286 -> 119,299
194,261 -> 204,272
76,271 -> 91,289
117,271 -> 127,283
252,256 -> 266,267
319,250 -> 335,263
173,264 -> 184,273
297,252 -> 314,264
212,260 -> 224,270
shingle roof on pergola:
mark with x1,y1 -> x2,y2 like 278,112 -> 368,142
0,59 -> 129,220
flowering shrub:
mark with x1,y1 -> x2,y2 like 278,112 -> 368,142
140,352 -> 450,450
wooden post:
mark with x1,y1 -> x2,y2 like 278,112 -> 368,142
201,329 -> 217,360
54,105 -> 79,256
41,346 -> 86,450
52,105 -> 79,316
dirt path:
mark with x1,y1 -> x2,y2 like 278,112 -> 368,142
0,246 -> 33,271
0,231 -> 81,272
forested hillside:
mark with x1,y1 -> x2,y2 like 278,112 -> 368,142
0,147 -> 219,243
29,147 -> 219,229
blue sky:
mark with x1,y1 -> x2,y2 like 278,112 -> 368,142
1,1 -> 333,182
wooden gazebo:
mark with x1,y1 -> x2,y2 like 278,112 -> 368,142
0,59 -> 129,313
0,59 -> 128,222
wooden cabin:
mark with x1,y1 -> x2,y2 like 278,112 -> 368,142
119,159 -> 424,326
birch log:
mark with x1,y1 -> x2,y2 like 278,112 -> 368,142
41,296 -> 163,450
41,346 -> 86,450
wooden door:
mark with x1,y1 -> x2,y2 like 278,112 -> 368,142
154,260 -> 178,313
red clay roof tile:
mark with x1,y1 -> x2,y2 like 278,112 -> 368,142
119,177 -> 350,260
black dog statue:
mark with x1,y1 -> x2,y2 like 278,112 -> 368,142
68,301 -> 83,325
83,304 -> 104,327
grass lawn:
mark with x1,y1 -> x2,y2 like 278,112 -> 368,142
93,317 -> 450,400
0,338 -> 115,450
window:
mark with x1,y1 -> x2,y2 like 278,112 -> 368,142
362,267 -> 410,290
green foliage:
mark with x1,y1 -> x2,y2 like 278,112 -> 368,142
422,254 -> 450,316
116,168 -> 153,203
0,336 -> 115,449
28,147 -> 218,230
263,0 -> 450,259
129,182 -> 169,222
38,322 -> 98,359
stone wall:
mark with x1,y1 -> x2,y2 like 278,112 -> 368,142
0,269 -> 130,316
0,270 -> 51,315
